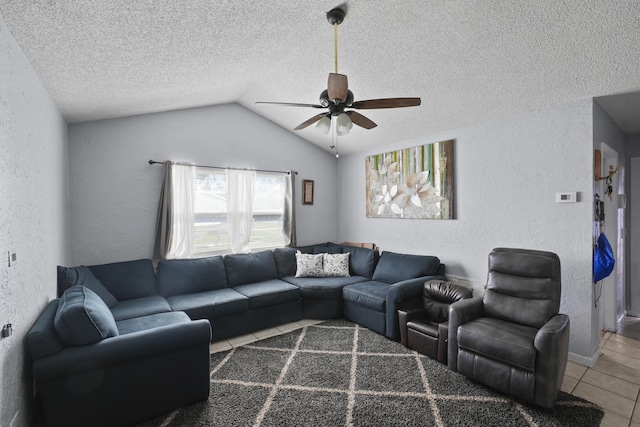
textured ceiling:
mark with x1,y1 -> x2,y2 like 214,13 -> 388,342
1,1 -> 639,155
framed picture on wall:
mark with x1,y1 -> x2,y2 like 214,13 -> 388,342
303,179 -> 314,205
365,139 -> 455,219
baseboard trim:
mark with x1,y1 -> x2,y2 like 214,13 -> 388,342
568,347 -> 601,368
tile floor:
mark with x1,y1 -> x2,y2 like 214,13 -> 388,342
563,317 -> 640,427
211,317 -> 640,427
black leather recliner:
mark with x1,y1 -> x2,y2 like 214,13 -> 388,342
398,280 -> 472,363
448,248 -> 570,408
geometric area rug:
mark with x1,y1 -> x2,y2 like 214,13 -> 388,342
138,319 -> 604,427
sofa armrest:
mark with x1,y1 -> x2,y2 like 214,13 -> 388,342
533,313 -> 570,408
34,319 -> 211,381
385,275 -> 446,341
447,297 -> 483,371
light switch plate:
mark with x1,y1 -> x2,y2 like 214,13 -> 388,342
7,251 -> 17,267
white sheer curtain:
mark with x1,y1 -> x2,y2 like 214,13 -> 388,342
226,169 -> 255,253
153,162 -> 195,262
166,163 -> 196,258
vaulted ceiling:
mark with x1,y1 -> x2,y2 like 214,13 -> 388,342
1,1 -> 639,155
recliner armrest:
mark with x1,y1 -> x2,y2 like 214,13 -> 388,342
534,313 -> 570,354
447,297 -> 483,371
398,307 -> 426,346
533,313 -> 570,408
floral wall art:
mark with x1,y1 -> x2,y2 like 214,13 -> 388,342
366,140 -> 455,219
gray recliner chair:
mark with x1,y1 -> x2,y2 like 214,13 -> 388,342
448,248 -> 570,408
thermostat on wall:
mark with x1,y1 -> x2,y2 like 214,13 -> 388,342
555,192 -> 577,203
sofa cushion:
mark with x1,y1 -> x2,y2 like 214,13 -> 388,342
296,242 -> 341,254
273,247 -> 297,278
89,259 -> 157,301
110,296 -> 172,321
233,279 -> 301,309
313,244 -> 343,254
323,253 -> 350,277
372,251 -> 440,284
295,244 -> 315,254
342,281 -> 390,312
57,265 -> 118,307
295,252 -> 324,277
343,246 -> 378,279
224,251 -> 279,287
167,288 -> 249,319
284,276 -> 369,299
115,311 -> 192,335
157,256 -> 227,296
54,286 -> 119,346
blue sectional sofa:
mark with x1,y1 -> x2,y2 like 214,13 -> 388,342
27,242 -> 445,427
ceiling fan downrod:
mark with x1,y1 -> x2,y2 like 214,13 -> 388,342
327,8 -> 345,75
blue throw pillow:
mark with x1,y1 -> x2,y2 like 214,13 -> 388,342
54,286 -> 119,346
57,265 -> 118,307
372,251 -> 441,284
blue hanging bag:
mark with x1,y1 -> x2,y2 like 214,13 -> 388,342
593,233 -> 615,282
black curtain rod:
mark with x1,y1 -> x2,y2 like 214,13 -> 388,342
148,160 -> 298,175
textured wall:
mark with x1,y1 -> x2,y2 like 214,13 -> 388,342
0,15 -> 69,427
67,103 -> 338,266
337,99 -> 597,361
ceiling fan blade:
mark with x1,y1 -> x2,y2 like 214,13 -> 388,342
327,73 -> 349,103
351,97 -> 421,109
294,113 -> 327,130
346,111 -> 377,129
256,101 -> 324,108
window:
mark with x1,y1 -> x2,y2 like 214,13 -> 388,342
193,168 -> 287,255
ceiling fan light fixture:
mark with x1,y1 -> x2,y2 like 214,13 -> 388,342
315,115 -> 331,133
336,112 -> 353,135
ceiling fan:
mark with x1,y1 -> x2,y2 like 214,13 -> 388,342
256,7 -> 421,157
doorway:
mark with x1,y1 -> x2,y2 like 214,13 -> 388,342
597,142 -> 625,331
628,157 -> 640,317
